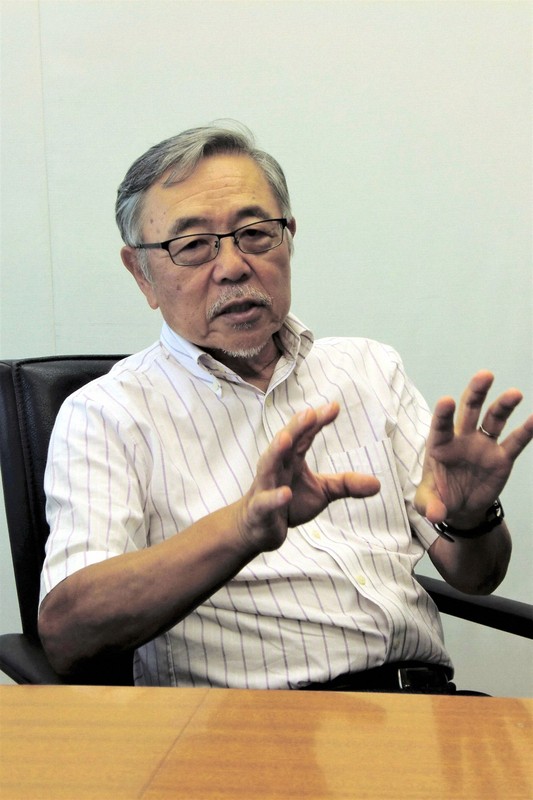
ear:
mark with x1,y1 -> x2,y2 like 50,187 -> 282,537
121,246 -> 159,310
287,217 -> 297,236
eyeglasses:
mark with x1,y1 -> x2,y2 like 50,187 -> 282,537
135,218 -> 288,267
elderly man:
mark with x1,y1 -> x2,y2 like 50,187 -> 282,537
39,123 -> 532,692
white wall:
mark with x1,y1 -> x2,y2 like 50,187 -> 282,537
1,0 -> 531,694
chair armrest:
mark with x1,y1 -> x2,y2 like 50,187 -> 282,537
416,574 -> 533,639
0,632 -> 135,685
0,633 -> 66,684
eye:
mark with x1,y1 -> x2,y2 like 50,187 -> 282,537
176,236 -> 210,253
240,225 -> 273,243
168,235 -> 216,266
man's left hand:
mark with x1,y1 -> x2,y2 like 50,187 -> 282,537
415,371 -> 533,529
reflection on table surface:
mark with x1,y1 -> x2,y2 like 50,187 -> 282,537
1,685 -> 532,799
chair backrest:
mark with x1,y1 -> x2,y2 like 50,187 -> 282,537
0,356 -> 125,640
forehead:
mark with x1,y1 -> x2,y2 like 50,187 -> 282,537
140,154 -> 280,235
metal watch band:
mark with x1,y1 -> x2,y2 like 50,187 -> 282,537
433,499 -> 504,543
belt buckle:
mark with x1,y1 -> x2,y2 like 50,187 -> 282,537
398,666 -> 443,693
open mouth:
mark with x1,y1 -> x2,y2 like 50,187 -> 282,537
208,290 -> 272,322
218,300 -> 264,316
216,300 -> 266,324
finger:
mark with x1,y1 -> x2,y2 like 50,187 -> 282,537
323,471 -> 381,502
455,370 -> 494,435
414,482 -> 447,524
478,389 -> 523,440
255,404 -> 340,490
247,485 -> 293,524
285,402 -> 340,458
499,413 -> 533,461
255,429 -> 294,490
426,396 -> 457,449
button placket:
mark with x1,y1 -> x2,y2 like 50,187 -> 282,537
302,524 -> 374,600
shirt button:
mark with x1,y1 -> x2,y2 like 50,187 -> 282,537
265,394 -> 273,407
356,575 -> 367,586
311,530 -> 321,540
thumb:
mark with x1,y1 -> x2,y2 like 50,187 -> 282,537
415,483 -> 447,524
326,472 -> 381,501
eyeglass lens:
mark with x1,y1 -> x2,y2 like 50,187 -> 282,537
168,220 -> 284,266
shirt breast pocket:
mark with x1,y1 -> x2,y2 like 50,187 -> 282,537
325,439 -> 411,552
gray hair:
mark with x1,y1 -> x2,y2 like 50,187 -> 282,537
116,122 -> 293,279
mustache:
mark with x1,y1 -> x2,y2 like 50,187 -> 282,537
206,287 -> 273,321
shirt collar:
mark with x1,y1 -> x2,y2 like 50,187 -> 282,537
160,313 -> 314,384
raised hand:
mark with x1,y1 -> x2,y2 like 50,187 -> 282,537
236,402 -> 381,553
415,371 -> 533,528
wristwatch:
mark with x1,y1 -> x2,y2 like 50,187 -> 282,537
433,499 -> 505,542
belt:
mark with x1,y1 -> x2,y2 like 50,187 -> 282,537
300,661 -> 454,694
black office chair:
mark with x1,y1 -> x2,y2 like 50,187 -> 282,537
0,356 -> 133,685
0,356 -> 532,685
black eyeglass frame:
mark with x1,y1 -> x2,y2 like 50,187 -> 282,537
135,218 -> 288,267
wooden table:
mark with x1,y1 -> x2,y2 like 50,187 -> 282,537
1,686 -> 531,799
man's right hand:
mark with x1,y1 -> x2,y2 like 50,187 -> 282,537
235,402 -> 381,554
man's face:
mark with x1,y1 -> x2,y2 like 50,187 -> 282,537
122,154 -> 295,363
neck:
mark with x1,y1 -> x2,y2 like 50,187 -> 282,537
208,338 -> 282,391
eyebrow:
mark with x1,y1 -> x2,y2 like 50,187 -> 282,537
168,205 -> 275,238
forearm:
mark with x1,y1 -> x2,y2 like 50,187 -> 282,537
38,502 -> 257,675
428,522 -> 512,595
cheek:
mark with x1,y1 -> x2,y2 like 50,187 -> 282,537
157,275 -> 209,329
270,262 -> 291,304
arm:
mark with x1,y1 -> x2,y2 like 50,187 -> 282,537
415,371 -> 533,594
428,523 -> 512,595
39,402 -> 380,675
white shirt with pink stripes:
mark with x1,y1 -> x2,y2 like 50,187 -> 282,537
40,314 -> 452,687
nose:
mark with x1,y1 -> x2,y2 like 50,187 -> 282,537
211,237 -> 252,283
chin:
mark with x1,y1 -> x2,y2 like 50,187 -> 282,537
216,330 -> 273,360
219,343 -> 266,359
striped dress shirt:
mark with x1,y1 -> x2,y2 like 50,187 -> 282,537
41,314 -> 452,687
